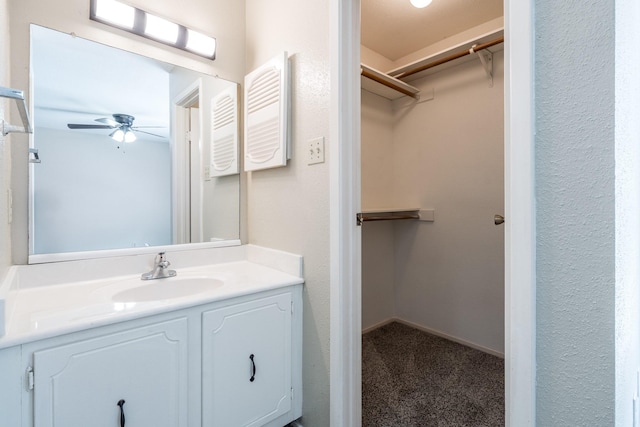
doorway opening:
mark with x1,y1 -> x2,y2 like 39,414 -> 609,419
359,3 -> 505,424
329,0 -> 535,425
172,81 -> 202,244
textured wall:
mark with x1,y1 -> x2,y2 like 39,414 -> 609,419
0,0 -> 11,280
535,0 -> 616,424
245,0 -> 331,425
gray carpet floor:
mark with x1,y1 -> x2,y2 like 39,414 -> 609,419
362,322 -> 504,427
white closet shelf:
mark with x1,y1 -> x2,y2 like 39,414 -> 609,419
361,207 -> 420,214
360,64 -> 420,100
357,208 -> 434,225
388,28 -> 504,82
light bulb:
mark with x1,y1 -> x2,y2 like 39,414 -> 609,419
144,14 -> 179,44
124,130 -> 137,143
410,0 -> 432,8
110,129 -> 125,142
94,0 -> 135,28
186,29 -> 217,58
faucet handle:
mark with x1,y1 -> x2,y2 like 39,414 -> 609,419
156,252 -> 171,268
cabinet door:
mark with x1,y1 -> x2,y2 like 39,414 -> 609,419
32,318 -> 188,427
202,293 -> 292,426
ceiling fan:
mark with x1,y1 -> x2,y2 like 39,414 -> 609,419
67,113 -> 165,143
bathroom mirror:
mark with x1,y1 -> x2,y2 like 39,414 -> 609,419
28,25 -> 240,263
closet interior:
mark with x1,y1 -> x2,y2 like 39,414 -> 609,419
360,0 -> 506,424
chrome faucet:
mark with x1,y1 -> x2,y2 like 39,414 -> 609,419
141,252 -> 177,280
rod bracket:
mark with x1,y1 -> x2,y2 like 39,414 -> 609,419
473,47 -> 494,88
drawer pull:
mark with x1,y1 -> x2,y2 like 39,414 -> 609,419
117,399 -> 126,427
249,354 -> 256,382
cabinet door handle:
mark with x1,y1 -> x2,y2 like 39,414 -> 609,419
249,354 -> 256,382
117,399 -> 126,427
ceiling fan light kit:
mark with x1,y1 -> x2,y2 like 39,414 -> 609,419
67,113 -> 163,143
90,0 -> 216,60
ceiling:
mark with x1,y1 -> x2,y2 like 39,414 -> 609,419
31,25 -> 172,142
361,0 -> 504,61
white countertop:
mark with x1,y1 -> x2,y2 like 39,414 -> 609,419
0,245 -> 304,349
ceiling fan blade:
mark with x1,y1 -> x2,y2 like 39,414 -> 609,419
134,129 -> 167,138
67,124 -> 114,129
95,117 -> 119,127
131,125 -> 167,129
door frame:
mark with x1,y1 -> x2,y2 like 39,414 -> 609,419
172,79 -> 202,245
329,0 -> 536,426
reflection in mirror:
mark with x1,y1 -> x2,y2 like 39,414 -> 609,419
29,25 -> 240,263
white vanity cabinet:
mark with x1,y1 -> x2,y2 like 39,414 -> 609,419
1,283 -> 302,427
28,318 -> 189,427
202,293 -> 294,426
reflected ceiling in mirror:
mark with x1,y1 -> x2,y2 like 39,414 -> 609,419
29,25 -> 241,263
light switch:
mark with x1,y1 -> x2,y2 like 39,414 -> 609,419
307,137 -> 325,165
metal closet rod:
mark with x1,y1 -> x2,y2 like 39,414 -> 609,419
392,36 -> 505,79
356,212 -> 420,226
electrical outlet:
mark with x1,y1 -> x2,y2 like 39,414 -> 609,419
307,137 -> 325,165
203,166 -> 211,181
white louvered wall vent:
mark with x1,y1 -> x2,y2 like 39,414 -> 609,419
244,52 -> 290,172
210,86 -> 239,177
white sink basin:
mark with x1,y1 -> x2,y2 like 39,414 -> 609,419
112,277 -> 224,303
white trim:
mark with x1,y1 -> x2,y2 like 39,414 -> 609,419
330,0 -> 361,425
362,317 -> 505,359
172,79 -> 202,245
332,0 -> 536,426
504,0 -> 536,425
27,240 -> 241,264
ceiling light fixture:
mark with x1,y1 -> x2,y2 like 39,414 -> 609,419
109,128 -> 125,142
410,0 -> 432,8
90,0 -> 216,60
109,127 -> 137,143
124,128 -> 136,143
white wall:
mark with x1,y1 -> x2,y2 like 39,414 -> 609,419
361,52 -> 505,354
9,0 -> 246,263
0,0 -> 11,280
32,128 -> 171,254
614,1 -> 640,425
393,52 -> 504,354
245,0 -> 331,424
535,0 -> 616,424
361,90 -> 395,330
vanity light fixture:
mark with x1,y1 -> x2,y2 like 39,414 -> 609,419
90,0 -> 216,60
144,14 -> 179,44
410,0 -> 432,8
